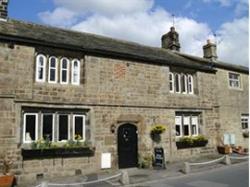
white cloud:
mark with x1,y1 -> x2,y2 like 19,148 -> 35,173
38,0 -> 249,67
217,17 -> 249,66
38,7 -> 78,28
53,0 -> 154,16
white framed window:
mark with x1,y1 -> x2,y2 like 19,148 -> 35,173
169,72 -> 174,93
229,72 -> 241,89
175,73 -> 181,93
175,113 -> 200,138
35,54 -> 46,82
58,114 -> 70,142
22,110 -> 88,144
191,116 -> 199,136
181,74 -> 187,94
48,56 -> 58,83
23,113 -> 38,143
73,115 -> 85,141
71,59 -> 80,85
60,58 -> 69,84
241,114 -> 249,129
175,116 -> 182,137
42,114 -> 55,141
187,75 -> 193,94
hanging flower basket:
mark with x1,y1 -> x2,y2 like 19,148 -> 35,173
150,124 -> 166,143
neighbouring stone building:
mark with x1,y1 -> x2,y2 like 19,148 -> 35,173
0,1 -> 248,185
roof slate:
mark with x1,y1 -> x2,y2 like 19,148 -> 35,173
0,19 -> 248,73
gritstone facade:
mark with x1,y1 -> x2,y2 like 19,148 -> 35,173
0,1 -> 248,185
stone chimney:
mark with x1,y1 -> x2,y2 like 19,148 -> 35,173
161,27 -> 181,52
0,0 -> 9,21
203,39 -> 218,61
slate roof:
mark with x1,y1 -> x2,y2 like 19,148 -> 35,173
177,52 -> 249,74
0,19 -> 248,73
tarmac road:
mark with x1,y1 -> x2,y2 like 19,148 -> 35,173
135,161 -> 249,187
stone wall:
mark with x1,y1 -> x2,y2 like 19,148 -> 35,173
0,42 -> 231,185
216,69 -> 249,147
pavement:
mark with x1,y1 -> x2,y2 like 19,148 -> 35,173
29,154 -> 248,187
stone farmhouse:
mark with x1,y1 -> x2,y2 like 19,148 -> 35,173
0,1 -> 248,185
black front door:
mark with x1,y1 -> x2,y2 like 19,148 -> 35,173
118,124 -> 138,168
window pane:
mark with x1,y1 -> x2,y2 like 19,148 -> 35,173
184,125 -> 189,136
175,74 -> 180,92
169,73 -> 174,92
181,75 -> 186,93
50,58 -> 56,67
192,125 -> 197,135
59,115 -> 68,141
50,69 -> 55,81
175,116 -> 181,124
62,59 -> 67,69
38,67 -> 44,79
74,116 -> 84,140
25,115 -> 36,141
39,56 -> 44,66
62,70 -> 67,82
187,75 -> 194,94
72,61 -> 80,84
43,115 -> 53,141
183,116 -> 190,136
176,125 -> 180,136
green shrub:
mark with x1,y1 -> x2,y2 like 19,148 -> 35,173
179,135 -> 207,145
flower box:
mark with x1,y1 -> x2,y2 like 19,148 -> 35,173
176,140 -> 208,149
22,147 -> 95,160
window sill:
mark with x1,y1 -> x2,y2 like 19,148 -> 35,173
169,93 -> 197,97
21,147 -> 95,160
228,87 -> 243,91
176,140 -> 208,149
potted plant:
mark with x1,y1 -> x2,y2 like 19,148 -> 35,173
138,155 -> 153,169
0,153 -> 16,187
150,124 -> 166,143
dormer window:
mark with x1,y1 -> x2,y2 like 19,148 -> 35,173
60,58 -> 69,84
36,54 -> 46,82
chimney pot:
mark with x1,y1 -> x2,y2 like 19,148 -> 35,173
161,27 -> 181,51
203,39 -> 218,62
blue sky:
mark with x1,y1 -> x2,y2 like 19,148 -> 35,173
8,0 -> 249,66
